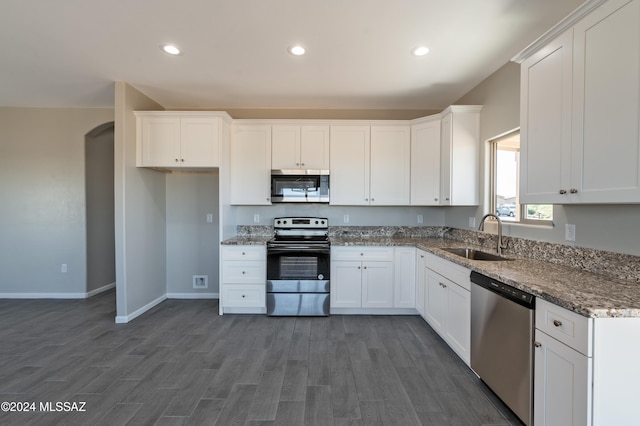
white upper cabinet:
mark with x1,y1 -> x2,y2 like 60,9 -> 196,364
518,0 -> 640,204
230,124 -> 272,205
135,112 -> 223,169
370,125 -> 411,205
330,125 -> 371,205
272,125 -> 330,170
411,117 -> 441,205
330,124 -> 411,206
520,30 -> 574,204
439,106 -> 481,206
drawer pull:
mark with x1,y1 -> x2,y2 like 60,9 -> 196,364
553,319 -> 563,327
534,341 -> 542,348
242,294 -> 246,298
242,271 -> 246,275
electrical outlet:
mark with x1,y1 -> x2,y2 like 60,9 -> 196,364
193,275 -> 208,289
61,264 -> 67,273
469,217 -> 476,228
417,214 -> 423,224
343,214 -> 349,223
206,213 -> 213,223
253,214 -> 260,223
565,224 -> 576,242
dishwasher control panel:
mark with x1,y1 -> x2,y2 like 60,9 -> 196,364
471,271 -> 535,308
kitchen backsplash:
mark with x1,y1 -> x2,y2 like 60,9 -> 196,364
236,225 -> 640,284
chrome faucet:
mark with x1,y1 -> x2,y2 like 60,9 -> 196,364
478,213 -> 506,256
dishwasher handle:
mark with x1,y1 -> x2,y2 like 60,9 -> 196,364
470,271 -> 535,309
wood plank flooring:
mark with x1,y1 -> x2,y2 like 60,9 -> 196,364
0,291 -> 523,425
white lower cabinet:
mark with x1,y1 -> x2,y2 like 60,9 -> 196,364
424,253 -> 471,365
534,328 -> 590,426
415,249 -> 427,317
220,245 -> 266,314
331,246 -> 415,312
534,298 -> 640,425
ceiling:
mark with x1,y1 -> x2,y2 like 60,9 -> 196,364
1,0 -> 584,111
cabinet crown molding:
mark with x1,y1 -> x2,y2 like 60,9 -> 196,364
511,0 -> 607,64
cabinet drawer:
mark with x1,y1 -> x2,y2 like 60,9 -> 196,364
332,246 -> 395,261
222,285 -> 265,308
425,253 -> 471,291
536,298 -> 593,356
222,245 -> 265,261
222,261 -> 265,283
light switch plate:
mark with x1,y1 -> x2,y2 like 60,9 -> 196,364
565,224 -> 576,242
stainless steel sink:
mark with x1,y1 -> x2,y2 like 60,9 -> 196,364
442,247 -> 512,261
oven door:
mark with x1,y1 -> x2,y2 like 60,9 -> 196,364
266,246 -> 330,316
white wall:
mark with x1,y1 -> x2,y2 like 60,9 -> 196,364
230,204 -> 445,228
114,82 -> 167,322
454,62 -> 640,256
0,107 -> 113,296
166,172 -> 220,297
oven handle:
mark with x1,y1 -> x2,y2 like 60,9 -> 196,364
267,245 -> 330,254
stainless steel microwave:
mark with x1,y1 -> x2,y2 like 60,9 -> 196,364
271,170 -> 330,203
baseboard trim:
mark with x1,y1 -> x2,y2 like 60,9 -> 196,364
87,282 -> 116,297
0,282 -> 117,299
167,292 -> 219,299
115,294 -> 167,324
0,292 -> 88,299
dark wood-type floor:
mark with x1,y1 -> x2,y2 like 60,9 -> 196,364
0,290 -> 523,425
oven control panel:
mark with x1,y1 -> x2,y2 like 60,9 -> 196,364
274,217 -> 327,229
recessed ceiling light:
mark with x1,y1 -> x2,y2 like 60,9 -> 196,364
412,46 -> 430,57
161,44 -> 182,55
288,45 -> 306,56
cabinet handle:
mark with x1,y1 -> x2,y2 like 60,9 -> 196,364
439,282 -> 446,288
570,188 -> 578,194
434,198 -> 438,202
296,162 -> 300,166
365,198 -> 368,201
242,294 -> 246,298
242,252 -> 246,255
360,253 -> 364,256
181,158 -> 184,162
175,158 -> 179,162
534,341 -> 542,348
301,163 -> 305,166
420,255 -> 424,258
371,198 -> 375,202
559,189 -> 567,195
358,266 -> 361,269
445,197 -> 450,201
553,319 -> 563,327
363,266 -> 367,270
242,271 -> 246,275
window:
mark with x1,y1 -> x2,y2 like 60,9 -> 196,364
490,130 -> 552,225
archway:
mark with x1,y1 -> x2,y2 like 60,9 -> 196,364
85,122 -> 115,296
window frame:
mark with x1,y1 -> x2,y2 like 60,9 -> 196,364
489,129 -> 553,227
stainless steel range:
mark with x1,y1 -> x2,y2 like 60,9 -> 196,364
266,217 -> 330,316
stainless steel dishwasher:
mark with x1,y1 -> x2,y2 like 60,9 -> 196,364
470,271 -> 535,426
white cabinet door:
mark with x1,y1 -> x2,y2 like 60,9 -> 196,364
415,250 -> 427,317
271,125 -> 300,169
230,124 -> 272,205
137,114 -> 220,168
425,269 -> 447,332
370,125 -> 411,205
180,117 -> 220,167
439,106 -> 481,206
393,246 -> 416,308
330,126 -> 370,205
534,329 -> 591,426
361,261 -> 394,308
271,125 -> 330,170
571,0 -> 640,203
411,119 -> 441,205
300,126 -> 330,170
520,30 -> 574,204
445,279 -> 470,364
331,261 -> 363,308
